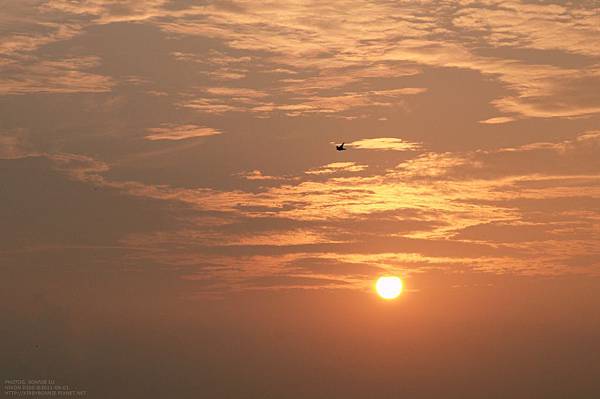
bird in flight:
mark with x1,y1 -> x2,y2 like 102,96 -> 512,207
336,142 -> 346,151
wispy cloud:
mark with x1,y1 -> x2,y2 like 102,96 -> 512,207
479,116 -> 516,125
0,57 -> 113,94
0,129 -> 34,159
2,0 -> 600,291
5,0 -> 598,120
153,0 -> 600,120
305,162 -> 367,175
349,138 -> 420,151
236,170 -> 285,181
453,1 -> 600,57
145,124 -> 222,141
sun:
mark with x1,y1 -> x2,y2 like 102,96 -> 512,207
375,276 -> 403,299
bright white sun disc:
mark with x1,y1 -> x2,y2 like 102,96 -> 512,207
375,276 -> 403,299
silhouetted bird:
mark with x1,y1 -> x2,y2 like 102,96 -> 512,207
336,142 -> 346,151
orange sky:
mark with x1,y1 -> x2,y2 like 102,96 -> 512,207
1,1 -> 599,397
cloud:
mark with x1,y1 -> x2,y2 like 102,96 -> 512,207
452,1 -> 600,57
381,39 -> 600,119
6,0 -> 597,120
2,0 -> 600,290
349,138 -> 420,151
180,99 -> 245,114
279,65 -> 421,95
127,132 -> 599,274
152,0 -> 600,120
236,170 -> 284,181
41,0 -> 168,24
145,124 -> 222,141
479,116 -> 516,124
204,86 -> 268,98
0,129 -> 34,159
0,57 -> 113,95
181,85 -> 425,117
287,256 -> 384,276
20,127 -> 595,288
243,275 -> 349,289
171,50 -> 253,81
305,162 -> 367,175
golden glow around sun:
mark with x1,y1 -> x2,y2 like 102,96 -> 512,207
375,276 -> 403,299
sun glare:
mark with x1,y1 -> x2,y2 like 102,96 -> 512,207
375,276 -> 403,299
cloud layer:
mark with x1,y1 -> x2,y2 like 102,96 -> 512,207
1,0 -> 599,292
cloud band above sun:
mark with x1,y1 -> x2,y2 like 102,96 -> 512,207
348,138 -> 420,151
145,125 -> 222,141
